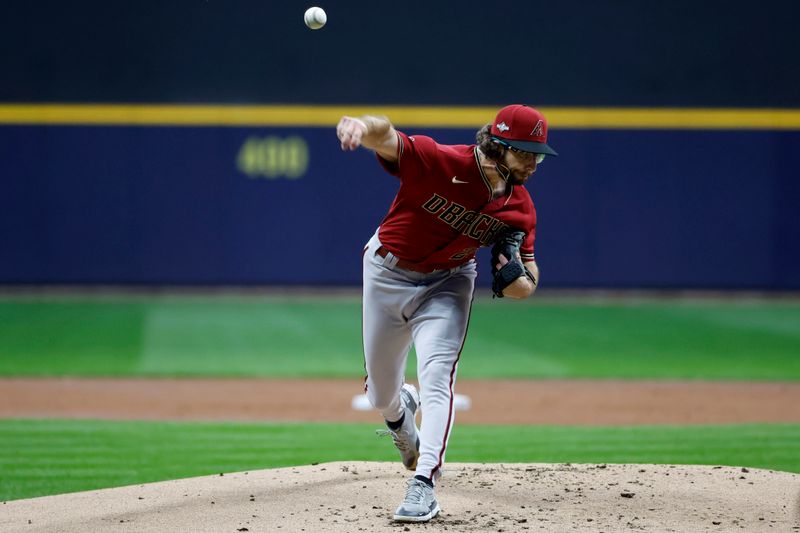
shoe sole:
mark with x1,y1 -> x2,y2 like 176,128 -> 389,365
404,453 -> 418,471
400,384 -> 420,415
400,384 -> 420,470
393,503 -> 440,523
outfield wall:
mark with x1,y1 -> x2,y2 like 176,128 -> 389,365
2,112 -> 798,289
2,0 -> 799,288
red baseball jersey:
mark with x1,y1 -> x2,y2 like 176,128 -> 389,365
377,131 -> 537,271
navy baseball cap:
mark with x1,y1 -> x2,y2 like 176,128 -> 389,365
490,104 -> 558,156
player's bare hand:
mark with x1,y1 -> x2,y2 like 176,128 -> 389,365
337,116 -> 368,151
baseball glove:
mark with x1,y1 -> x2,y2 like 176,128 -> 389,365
490,227 -> 535,298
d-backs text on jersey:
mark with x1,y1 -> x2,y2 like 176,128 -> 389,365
422,193 -> 508,246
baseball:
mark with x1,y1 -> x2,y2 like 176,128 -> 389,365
304,7 -> 327,30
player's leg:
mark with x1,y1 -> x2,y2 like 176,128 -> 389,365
409,262 -> 477,482
392,262 -> 476,522
362,235 -> 425,472
362,234 -> 414,422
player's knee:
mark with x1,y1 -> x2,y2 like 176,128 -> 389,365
418,350 -> 460,372
367,389 -> 395,411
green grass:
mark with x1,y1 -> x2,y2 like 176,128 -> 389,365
0,295 -> 798,379
1,419 -> 797,501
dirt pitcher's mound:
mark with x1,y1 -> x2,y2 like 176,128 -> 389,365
2,462 -> 798,532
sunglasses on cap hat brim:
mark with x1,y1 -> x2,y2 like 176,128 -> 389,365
493,138 -> 549,164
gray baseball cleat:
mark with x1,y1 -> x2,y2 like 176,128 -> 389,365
376,383 -> 420,470
393,477 -> 440,522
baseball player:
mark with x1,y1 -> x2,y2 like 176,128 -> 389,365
336,104 -> 557,522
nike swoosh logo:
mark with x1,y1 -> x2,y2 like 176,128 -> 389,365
452,176 -> 468,184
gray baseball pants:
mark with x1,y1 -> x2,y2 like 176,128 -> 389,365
362,230 -> 477,481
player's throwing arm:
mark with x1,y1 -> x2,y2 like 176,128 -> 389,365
337,115 -> 399,162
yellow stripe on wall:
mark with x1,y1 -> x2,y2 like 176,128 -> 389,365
1,104 -> 799,129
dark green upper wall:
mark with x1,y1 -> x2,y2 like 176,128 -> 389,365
2,0 -> 798,107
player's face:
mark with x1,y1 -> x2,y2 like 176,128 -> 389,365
502,147 -> 541,185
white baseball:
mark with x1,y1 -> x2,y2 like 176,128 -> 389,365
304,7 -> 327,30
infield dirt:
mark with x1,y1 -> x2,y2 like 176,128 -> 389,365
2,462 -> 799,532
3,377 -> 800,424
3,378 -> 800,532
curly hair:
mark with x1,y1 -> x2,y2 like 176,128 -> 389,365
475,124 -> 505,162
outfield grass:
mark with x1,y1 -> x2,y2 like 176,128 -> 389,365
0,295 -> 798,379
0,419 -> 798,501
2,296 -> 797,502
